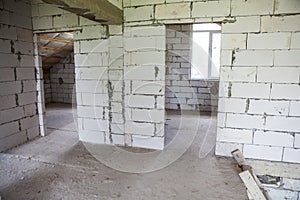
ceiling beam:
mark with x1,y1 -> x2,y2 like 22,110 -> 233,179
42,0 -> 123,24
40,36 -> 74,44
40,46 -> 73,53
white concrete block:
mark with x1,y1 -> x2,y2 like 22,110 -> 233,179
266,116 -> 300,132
283,148 -> 300,163
111,134 -> 125,146
192,0 -> 230,17
226,113 -> 265,129
53,13 -> 79,28
261,15 -> 300,32
124,6 -> 153,22
220,50 -> 232,66
18,92 -> 36,106
244,144 -> 283,161
24,104 -> 37,117
132,135 -> 164,150
0,131 -> 27,152
274,0 -> 300,14
124,66 -> 164,80
127,0 -> 164,6
230,83 -> 271,99
17,28 -> 33,42
75,53 -> 107,67
0,121 -> 19,139
221,34 -> 246,50
79,129 -> 105,144
254,131 -> 294,147
231,0 -> 273,16
218,98 -> 246,113
0,81 -> 22,96
20,115 -> 39,130
80,40 -> 109,53
266,187 -> 298,200
131,109 -> 164,123
125,121 -> 155,136
81,93 -> 109,106
0,53 -> 18,67
74,25 -> 107,40
248,33 -> 290,50
124,36 -> 165,51
77,67 -> 108,80
233,50 -> 273,66
257,67 -> 300,84
248,100 -> 289,116
222,16 -> 260,33
291,32 -> 300,49
83,118 -> 109,132
271,84 -> 300,100
215,142 -> 243,157
0,68 -> 15,82
32,16 -> 52,30
0,24 -> 17,40
274,50 -> 300,66
125,95 -> 155,109
290,101 -> 300,117
108,25 -> 122,35
295,134 -> 300,148
217,128 -> 252,144
131,81 -> 164,95
0,39 -> 11,53
283,178 -> 300,191
220,67 -> 256,82
217,112 -> 226,128
125,51 -> 165,66
155,3 -> 190,19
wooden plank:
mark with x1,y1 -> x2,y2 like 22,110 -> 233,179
232,149 -> 247,166
40,46 -> 73,53
239,170 -> 267,200
39,36 -> 73,44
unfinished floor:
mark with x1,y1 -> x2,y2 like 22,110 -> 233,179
0,103 -> 247,199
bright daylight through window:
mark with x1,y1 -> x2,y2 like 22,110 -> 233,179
191,23 -> 221,80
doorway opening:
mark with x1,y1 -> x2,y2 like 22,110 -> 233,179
38,32 -> 77,134
164,23 -> 221,151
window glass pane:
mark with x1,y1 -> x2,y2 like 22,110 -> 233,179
193,23 -> 221,31
211,33 -> 221,78
191,32 -> 209,79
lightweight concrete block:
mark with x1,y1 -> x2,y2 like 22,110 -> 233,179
265,116 -> 300,132
233,50 -> 273,66
226,113 -> 265,129
218,98 -> 246,113
266,187 -> 299,199
221,34 -> 246,50
79,130 -> 105,144
53,13 -> 79,28
274,0 -> 300,14
17,28 -> 33,42
270,84 -> 300,100
125,95 -> 155,109
257,67 -> 300,84
282,178 -> 300,191
20,115 -> 39,130
125,51 -> 165,66
125,121 -> 155,136
253,131 -> 294,147
155,3 -> 190,19
132,135 -> 164,150
124,6 -> 153,22
222,16 -> 260,33
74,25 -> 107,40
0,131 -> 27,152
16,68 -> 35,80
32,16 -> 53,30
231,0 -> 273,16
290,32 -> 300,49
217,128 -> 252,144
215,142 -> 243,157
83,118 -> 109,132
0,68 -> 15,82
248,100 -> 289,116
124,66 -> 164,81
80,39 -> 109,53
81,93 -> 109,106
131,109 -> 164,123
247,33 -> 290,50
283,148 -> 300,163
261,15 -> 300,32
76,80 -> 108,93
192,0 -> 230,18
274,50 -> 300,66
220,67 -> 256,82
0,121 -> 19,139
0,81 -> 22,96
290,101 -> 300,117
230,83 -> 271,99
243,144 -> 283,161
0,24 -> 17,40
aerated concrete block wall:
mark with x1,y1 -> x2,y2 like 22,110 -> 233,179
166,24 -> 219,112
0,0 -> 39,152
123,0 -> 300,197
49,54 -> 76,104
